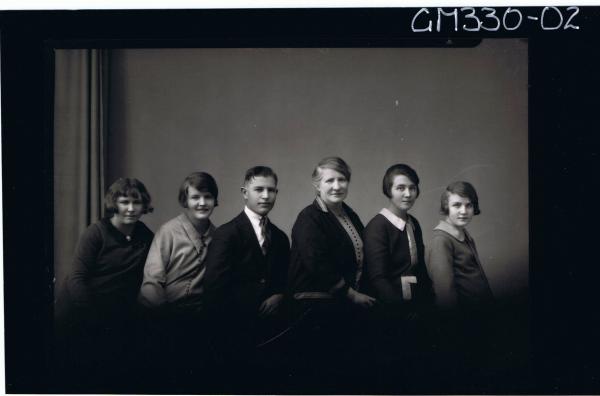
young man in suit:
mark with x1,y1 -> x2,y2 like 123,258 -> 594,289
204,166 -> 290,389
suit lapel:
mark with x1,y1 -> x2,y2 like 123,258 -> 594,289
235,212 -> 263,256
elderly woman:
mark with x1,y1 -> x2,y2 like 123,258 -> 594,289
289,156 -> 375,307
287,157 -> 375,379
426,181 -> 493,312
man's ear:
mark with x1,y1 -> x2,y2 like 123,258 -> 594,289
241,186 -> 248,199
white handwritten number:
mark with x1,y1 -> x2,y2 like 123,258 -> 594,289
502,7 -> 523,31
564,6 -> 580,30
437,8 -> 458,32
481,7 -> 501,31
412,8 -> 432,32
461,7 -> 481,31
541,6 -> 563,30
401,276 -> 417,300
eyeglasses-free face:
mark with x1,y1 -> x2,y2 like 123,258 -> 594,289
446,193 -> 475,229
185,186 -> 216,223
242,176 -> 278,216
389,174 -> 418,214
112,195 -> 144,227
316,168 -> 349,207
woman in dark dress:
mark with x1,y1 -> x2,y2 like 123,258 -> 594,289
362,164 -> 434,373
287,157 -> 375,386
67,178 -> 154,317
63,177 -> 154,390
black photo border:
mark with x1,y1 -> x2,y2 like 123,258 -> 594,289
2,7 -> 600,393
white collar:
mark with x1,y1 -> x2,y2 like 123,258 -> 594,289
244,205 -> 264,225
379,208 -> 410,231
434,219 -> 465,242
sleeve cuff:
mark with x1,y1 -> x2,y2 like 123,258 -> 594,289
329,278 -> 349,297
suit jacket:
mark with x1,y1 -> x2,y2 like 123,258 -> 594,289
204,211 -> 290,320
288,199 -> 365,299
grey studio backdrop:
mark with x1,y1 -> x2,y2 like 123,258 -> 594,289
72,39 -> 528,301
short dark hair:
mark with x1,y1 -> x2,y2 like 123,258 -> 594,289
440,181 -> 481,216
382,163 -> 420,199
244,166 -> 278,186
312,156 -> 351,184
104,177 -> 153,216
178,172 -> 219,208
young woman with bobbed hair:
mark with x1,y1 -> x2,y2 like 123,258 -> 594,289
425,181 -> 495,385
426,181 -> 493,312
139,171 -> 219,315
63,177 -> 155,388
137,171 -> 219,387
67,177 -> 155,319
363,163 -> 433,312
362,164 -> 434,368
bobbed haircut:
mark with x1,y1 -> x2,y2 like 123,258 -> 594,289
440,181 -> 481,216
311,156 -> 352,185
178,172 -> 219,208
382,163 -> 420,199
104,177 -> 153,217
243,166 -> 278,186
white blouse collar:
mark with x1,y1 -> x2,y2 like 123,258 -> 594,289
379,208 -> 410,231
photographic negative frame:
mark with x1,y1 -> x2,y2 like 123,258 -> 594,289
2,7 -> 600,394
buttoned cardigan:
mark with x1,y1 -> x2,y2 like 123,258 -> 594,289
139,213 -> 215,314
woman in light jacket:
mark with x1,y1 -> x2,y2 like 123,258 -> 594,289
138,171 -> 219,385
139,171 -> 218,316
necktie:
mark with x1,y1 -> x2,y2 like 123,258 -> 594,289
259,216 -> 271,255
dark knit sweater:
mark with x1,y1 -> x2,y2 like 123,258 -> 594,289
67,218 -> 154,314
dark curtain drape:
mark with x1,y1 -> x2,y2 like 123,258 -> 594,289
53,49 -> 110,319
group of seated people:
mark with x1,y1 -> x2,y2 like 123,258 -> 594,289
58,156 -> 494,392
